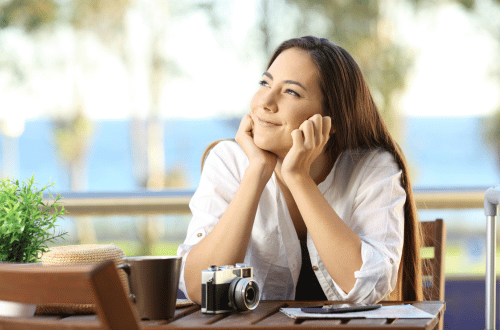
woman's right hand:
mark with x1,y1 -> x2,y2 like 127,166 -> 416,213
185,114 -> 276,304
235,114 -> 277,177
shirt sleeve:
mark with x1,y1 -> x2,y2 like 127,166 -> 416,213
176,141 -> 246,300
331,150 -> 406,303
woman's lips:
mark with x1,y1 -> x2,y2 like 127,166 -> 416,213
257,116 -> 281,127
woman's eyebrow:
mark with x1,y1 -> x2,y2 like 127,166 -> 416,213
262,71 -> 307,91
284,79 -> 307,91
263,71 -> 273,80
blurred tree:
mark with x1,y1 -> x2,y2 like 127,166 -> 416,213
66,0 -> 158,254
0,0 -> 57,31
52,106 -> 94,191
71,0 -> 128,37
0,0 -> 57,179
257,0 -> 272,58
126,1 -> 181,191
484,111 -> 500,170
450,0 -> 500,172
409,0 -> 500,170
50,0 -> 130,190
66,0 -> 130,58
54,0 -> 131,244
51,106 -> 97,244
0,0 -> 119,195
164,165 -> 189,188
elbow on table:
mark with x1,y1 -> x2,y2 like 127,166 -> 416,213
184,273 -> 202,305
334,269 -> 395,305
187,288 -> 201,305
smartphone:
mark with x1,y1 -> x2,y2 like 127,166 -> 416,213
300,303 -> 382,314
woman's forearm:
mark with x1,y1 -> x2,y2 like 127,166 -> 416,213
285,173 -> 362,294
183,164 -> 272,304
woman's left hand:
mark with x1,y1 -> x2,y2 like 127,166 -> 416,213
281,114 -> 332,180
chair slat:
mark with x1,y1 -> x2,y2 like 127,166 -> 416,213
421,221 -> 437,247
0,260 -> 141,330
420,218 -> 446,306
90,260 -> 140,330
0,263 -> 96,305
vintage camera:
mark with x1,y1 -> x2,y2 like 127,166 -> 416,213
201,263 -> 260,314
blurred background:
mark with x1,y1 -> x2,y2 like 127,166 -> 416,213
1,0 -> 500,327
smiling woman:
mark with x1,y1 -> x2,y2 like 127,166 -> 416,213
177,36 -> 422,306
250,48 -> 326,159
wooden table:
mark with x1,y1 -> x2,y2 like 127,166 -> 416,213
28,301 -> 445,329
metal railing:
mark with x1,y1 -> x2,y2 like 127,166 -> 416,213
45,187 -> 489,216
43,186 -> 493,265
48,190 -> 195,216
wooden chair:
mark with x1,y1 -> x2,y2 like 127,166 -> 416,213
421,218 -> 446,302
0,259 -> 140,330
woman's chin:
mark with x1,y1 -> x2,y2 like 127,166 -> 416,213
253,136 -> 288,157
253,136 -> 275,152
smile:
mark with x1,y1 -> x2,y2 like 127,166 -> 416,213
257,117 -> 281,127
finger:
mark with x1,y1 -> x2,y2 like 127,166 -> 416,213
236,115 -> 254,145
311,114 -> 323,144
248,114 -> 255,132
299,119 -> 315,148
291,128 -> 304,149
238,114 -> 253,133
322,116 -> 332,138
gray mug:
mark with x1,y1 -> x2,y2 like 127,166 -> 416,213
118,256 -> 182,320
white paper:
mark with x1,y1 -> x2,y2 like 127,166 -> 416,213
280,305 -> 435,319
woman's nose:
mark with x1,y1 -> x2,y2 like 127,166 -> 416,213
259,90 -> 278,113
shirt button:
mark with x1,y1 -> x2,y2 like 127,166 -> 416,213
197,233 -> 202,238
390,258 -> 394,264
312,266 -> 319,271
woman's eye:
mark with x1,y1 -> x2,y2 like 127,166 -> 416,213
259,80 -> 270,87
285,89 -> 301,97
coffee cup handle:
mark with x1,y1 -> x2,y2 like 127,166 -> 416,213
117,263 -> 136,303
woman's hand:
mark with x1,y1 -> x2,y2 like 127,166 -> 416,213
281,114 -> 331,180
235,114 -> 277,178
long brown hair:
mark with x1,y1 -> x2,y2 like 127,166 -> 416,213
267,36 -> 422,301
202,36 -> 423,301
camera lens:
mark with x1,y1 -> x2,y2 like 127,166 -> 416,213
245,287 -> 255,301
229,278 -> 260,311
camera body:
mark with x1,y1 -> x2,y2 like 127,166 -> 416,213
201,263 -> 260,314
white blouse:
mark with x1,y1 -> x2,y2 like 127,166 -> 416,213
177,140 -> 406,304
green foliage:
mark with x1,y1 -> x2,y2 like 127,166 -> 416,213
0,175 -> 67,263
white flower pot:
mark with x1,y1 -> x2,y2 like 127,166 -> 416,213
0,300 -> 36,317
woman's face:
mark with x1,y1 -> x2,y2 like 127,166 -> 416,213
250,47 -> 324,158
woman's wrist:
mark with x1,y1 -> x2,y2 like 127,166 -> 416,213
245,161 -> 275,183
282,170 -> 313,189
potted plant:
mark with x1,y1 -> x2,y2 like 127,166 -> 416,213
0,175 -> 67,316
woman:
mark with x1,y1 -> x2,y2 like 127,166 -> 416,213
177,36 -> 422,304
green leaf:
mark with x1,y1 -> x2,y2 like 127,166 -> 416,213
0,175 -> 68,263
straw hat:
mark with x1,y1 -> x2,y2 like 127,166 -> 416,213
35,244 -> 129,315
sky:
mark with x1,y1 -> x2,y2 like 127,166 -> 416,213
0,1 -> 499,123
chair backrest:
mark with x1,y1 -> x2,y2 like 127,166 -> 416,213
0,259 -> 140,330
421,218 -> 446,301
